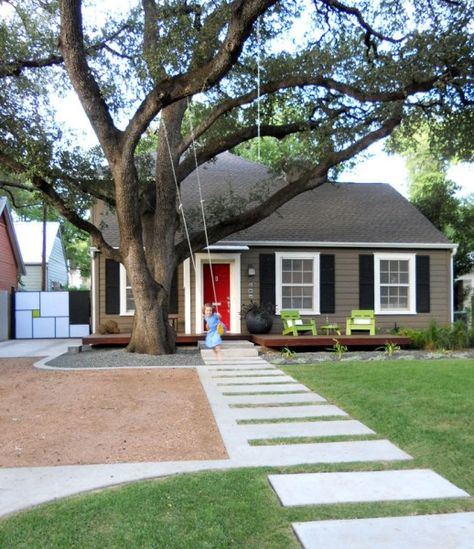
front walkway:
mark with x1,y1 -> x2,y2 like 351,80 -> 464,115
1,340 -> 473,547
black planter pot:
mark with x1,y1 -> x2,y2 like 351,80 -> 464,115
245,311 -> 273,334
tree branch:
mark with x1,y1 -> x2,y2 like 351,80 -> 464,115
0,22 -> 130,78
317,0 -> 404,44
179,72 -> 444,155
0,151 -> 120,261
175,106 -> 403,261
122,0 -> 278,155
178,118 -> 339,182
59,0 -> 122,161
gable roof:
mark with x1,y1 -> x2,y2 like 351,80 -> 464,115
182,152 -> 452,248
0,197 -> 26,275
99,151 -> 453,249
14,221 -> 62,264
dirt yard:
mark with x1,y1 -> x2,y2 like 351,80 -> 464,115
0,358 -> 227,467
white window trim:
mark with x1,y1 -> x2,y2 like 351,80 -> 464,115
374,253 -> 416,315
119,264 -> 134,316
275,252 -> 320,315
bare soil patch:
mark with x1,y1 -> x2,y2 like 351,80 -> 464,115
0,358 -> 227,467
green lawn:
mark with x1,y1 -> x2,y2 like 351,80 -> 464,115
1,359 -> 473,548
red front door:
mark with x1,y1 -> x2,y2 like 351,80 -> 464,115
203,263 -> 231,329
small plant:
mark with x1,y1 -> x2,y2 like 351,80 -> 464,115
377,341 -> 401,357
330,339 -> 348,360
280,346 -> 296,360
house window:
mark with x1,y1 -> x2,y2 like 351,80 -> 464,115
374,253 -> 416,314
275,252 -> 320,314
120,265 -> 135,315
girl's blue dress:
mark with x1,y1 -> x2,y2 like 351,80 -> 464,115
204,313 -> 223,348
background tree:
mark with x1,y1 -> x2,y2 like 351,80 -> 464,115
0,0 -> 473,354
388,124 -> 474,277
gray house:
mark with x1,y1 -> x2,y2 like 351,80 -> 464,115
91,153 -> 455,335
14,221 -> 68,291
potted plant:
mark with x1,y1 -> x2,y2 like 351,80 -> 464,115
241,301 -> 275,334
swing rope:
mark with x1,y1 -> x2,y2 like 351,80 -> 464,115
161,116 -> 197,276
256,17 -> 262,162
186,96 -> 219,313
160,18 -> 263,317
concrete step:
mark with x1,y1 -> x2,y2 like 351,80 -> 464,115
269,469 -> 469,507
241,419 -> 372,440
211,370 -> 285,377
293,512 -> 474,549
230,405 -> 354,421
201,348 -> 259,359
241,439 -> 412,466
220,383 -> 309,394
216,375 -> 295,385
225,393 -> 326,405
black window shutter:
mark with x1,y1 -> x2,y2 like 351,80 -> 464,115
320,254 -> 335,313
105,259 -> 120,315
416,255 -> 430,313
259,254 -> 275,307
359,255 -> 374,309
169,269 -> 178,314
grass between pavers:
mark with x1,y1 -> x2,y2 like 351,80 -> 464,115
237,415 -> 349,423
2,358 -> 473,548
229,401 -> 325,408
249,434 -> 380,445
283,358 -> 474,495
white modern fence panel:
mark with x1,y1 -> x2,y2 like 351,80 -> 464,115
15,291 -> 90,339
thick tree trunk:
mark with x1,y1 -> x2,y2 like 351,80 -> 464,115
126,280 -> 176,354
119,103 -> 185,355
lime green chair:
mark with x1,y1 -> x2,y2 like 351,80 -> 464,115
346,310 -> 375,335
281,310 -> 317,336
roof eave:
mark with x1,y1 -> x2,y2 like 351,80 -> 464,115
222,240 -> 457,250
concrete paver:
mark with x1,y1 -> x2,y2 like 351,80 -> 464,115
216,375 -> 295,384
220,383 -> 310,393
293,512 -> 474,549
241,420 -> 374,440
231,405 -> 352,421
269,469 -> 469,506
224,392 -> 327,405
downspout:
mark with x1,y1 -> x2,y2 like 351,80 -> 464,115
450,245 -> 458,324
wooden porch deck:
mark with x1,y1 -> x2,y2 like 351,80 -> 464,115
83,333 -> 410,349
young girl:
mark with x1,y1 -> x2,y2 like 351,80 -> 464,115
203,303 -> 224,360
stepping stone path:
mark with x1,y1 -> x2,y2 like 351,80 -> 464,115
198,341 -> 473,548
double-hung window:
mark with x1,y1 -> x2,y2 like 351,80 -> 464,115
275,252 -> 320,314
374,253 -> 416,314
120,265 -> 135,315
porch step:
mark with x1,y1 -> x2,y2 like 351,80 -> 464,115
201,348 -> 259,359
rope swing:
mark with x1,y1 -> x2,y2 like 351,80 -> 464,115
160,18 -> 263,314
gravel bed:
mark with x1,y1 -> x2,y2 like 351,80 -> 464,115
262,349 -> 474,365
46,347 -> 204,368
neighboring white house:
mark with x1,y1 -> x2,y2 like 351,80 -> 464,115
14,221 -> 68,291
457,268 -> 474,311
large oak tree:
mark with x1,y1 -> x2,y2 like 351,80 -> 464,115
1,0 -> 472,354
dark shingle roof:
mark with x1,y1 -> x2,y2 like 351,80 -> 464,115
100,151 -> 452,248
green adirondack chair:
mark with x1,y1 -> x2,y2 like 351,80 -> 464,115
345,309 -> 376,335
281,310 -> 317,336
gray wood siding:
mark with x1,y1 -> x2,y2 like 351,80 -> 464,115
242,247 -> 452,334
93,247 -> 452,334
95,255 -> 184,333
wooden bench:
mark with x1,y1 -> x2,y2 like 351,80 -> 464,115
281,310 -> 317,336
